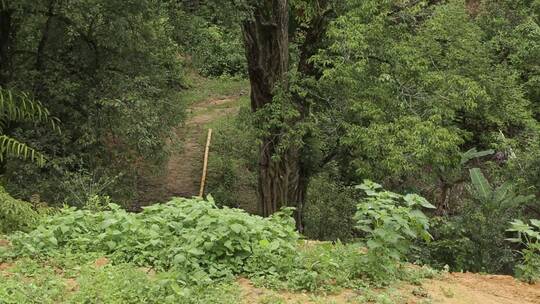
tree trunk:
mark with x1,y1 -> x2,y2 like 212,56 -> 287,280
257,141 -> 305,224
242,0 -> 306,230
0,8 -> 13,85
0,7 -> 13,175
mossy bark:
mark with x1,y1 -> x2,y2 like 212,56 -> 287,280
242,0 -> 306,230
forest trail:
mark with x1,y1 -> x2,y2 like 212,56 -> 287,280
238,272 -> 540,304
136,78 -> 248,205
164,96 -> 241,197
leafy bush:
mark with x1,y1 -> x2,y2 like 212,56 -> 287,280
0,186 -> 41,234
58,169 -> 120,208
250,181 -> 437,290
206,107 -> 258,211
251,240 -> 438,292
421,169 -> 534,273
250,241 -> 364,292
416,217 -> 477,271
4,197 -> 298,284
303,173 -> 358,241
507,219 -> 540,283
172,12 -> 246,77
354,181 -> 434,283
191,25 -> 247,77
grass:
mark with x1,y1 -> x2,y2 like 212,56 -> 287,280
0,256 -> 241,304
0,240 -> 439,304
181,72 -> 249,106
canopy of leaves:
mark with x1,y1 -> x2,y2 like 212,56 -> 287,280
1,0 -> 186,202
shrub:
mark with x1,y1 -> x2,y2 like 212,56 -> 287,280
206,107 -> 258,211
191,25 -> 247,77
0,186 -> 41,234
507,219 -> 540,283
415,217 -> 477,271
58,169 -> 121,209
173,13 -> 246,77
5,197 -> 299,284
303,173 -> 358,241
422,169 -> 534,274
354,180 -> 434,283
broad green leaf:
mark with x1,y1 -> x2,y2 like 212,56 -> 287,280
530,219 -> 540,229
230,224 -> 244,233
469,168 -> 492,200
106,241 -> 116,250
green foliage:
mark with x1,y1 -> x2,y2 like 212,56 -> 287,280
311,0 -> 538,204
416,217 -> 477,271
1,0 -> 186,204
170,8 -> 246,77
251,240 -> 437,292
507,219 -> 540,283
469,168 -> 535,208
0,244 -> 437,303
303,172 -> 358,241
206,105 -> 258,210
0,186 -> 41,234
0,257 -> 241,304
251,242 -> 362,292
1,194 -> 437,295
189,25 -> 246,77
422,169 -> 534,273
5,197 -> 299,284
58,169 -> 121,209
354,181 -> 434,283
0,88 -> 59,166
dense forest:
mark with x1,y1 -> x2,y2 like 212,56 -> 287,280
0,0 -> 539,303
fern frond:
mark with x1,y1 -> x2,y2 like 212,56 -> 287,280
0,87 -> 60,132
0,135 -> 46,167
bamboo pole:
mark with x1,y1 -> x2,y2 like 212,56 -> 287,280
199,128 -> 212,197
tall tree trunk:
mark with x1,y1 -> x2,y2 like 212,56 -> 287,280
242,0 -> 306,230
0,7 -> 13,175
0,8 -> 13,86
292,1 -> 335,230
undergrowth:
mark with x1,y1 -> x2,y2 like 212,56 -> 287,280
0,193 -> 440,303
0,257 -> 240,304
2,197 -> 298,285
0,186 -> 53,234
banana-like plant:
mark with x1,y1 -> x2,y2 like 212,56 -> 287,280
0,87 -> 59,166
469,168 -> 534,209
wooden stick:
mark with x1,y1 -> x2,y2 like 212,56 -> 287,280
199,128 -> 213,197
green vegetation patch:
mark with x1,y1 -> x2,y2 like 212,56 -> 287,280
0,257 -> 241,304
2,197 -> 298,284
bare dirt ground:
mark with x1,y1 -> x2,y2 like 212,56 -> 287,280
238,273 -> 540,304
417,272 -> 540,304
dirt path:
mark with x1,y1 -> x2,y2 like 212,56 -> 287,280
136,94 -> 243,204
164,97 -> 241,197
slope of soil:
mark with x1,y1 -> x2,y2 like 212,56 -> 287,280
416,272 -> 540,304
237,273 -> 540,304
